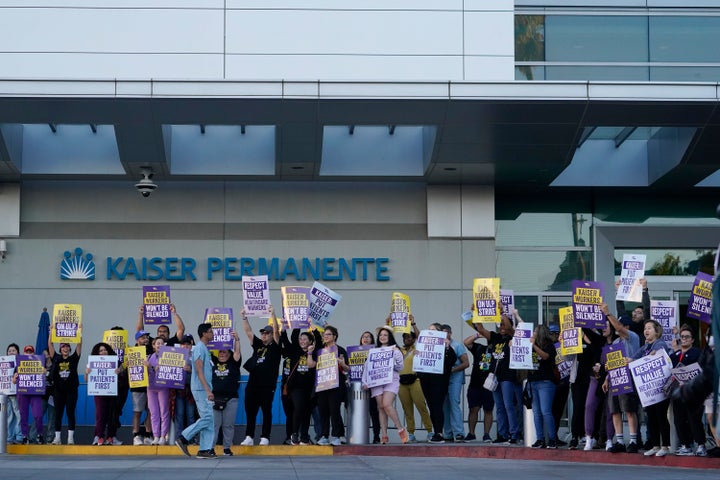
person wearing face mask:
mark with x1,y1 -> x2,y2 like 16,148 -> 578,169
670,325 -> 704,456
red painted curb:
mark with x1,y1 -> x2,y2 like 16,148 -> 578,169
334,444 -> 720,469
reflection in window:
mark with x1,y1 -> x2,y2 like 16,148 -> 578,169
496,213 -> 592,248
650,17 -> 720,63
515,15 -> 545,81
497,250 -> 593,292
545,16 -> 648,62
614,249 -> 716,276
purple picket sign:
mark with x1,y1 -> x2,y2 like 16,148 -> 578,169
572,280 -> 606,329
150,346 -> 187,389
346,345 -> 372,383
602,344 -> 634,396
205,307 -> 234,351
687,272 -> 713,324
143,285 -> 171,325
16,354 -> 46,395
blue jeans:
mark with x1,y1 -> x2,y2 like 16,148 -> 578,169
442,381 -> 464,438
175,394 -> 195,433
500,381 -> 522,439
6,396 -> 23,442
531,380 -> 556,442
182,390 -> 214,450
492,388 -> 509,438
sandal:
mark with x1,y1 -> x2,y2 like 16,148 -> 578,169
398,428 -> 409,444
381,435 -> 389,444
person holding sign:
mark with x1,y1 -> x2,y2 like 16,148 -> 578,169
314,325 -> 350,446
413,322 -> 457,444
280,327 -> 319,446
472,309 -> 522,445
669,325 -> 705,456
211,330 -> 242,456
145,337 -> 171,445
601,303 -> 641,454
4,343 -> 24,445
136,303 -> 186,347
14,345 -> 46,444
85,342 -> 122,446
239,306 -> 282,446
633,320 -> 672,457
361,326 -> 409,444
48,333 -> 82,445
528,325 -> 558,449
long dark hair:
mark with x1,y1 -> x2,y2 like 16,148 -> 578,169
90,342 -> 116,356
376,327 -> 397,347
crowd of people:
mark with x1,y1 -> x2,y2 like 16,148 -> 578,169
3,287 -> 719,461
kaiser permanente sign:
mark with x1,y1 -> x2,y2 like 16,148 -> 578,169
106,256 -> 390,282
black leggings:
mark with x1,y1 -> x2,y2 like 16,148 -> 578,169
420,378 -> 447,435
54,387 -> 78,431
244,384 -> 275,439
317,387 -> 345,438
290,387 -> 314,441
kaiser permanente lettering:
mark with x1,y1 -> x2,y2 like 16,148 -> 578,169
106,256 -> 390,282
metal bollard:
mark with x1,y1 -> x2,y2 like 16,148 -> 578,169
347,382 -> 369,444
0,394 -> 7,454
523,382 -> 536,447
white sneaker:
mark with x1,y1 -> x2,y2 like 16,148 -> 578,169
339,436 -> 347,444
67,438 -> 74,445
92,436 -> 100,446
644,446 -> 661,456
330,437 -> 341,446
583,437 -> 595,451
676,445 -> 693,456
151,437 -> 160,445
605,440 -> 613,451
695,444 -> 707,457
655,447 -> 670,457
143,437 -> 153,445
51,437 -> 62,445
111,438 -> 123,446
240,436 -> 254,446
158,437 -> 167,446
133,435 -> 144,446
317,436 -> 330,445
259,437 -> 270,446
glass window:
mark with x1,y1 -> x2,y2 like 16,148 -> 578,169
515,15 -> 545,62
545,16 -> 648,62
614,249 -> 716,276
651,66 -> 720,82
650,17 -> 720,63
496,213 -> 593,248
546,65 -> 649,81
515,65 -> 546,81
496,250 -> 593,292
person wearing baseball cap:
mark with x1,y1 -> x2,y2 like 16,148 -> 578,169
16,345 -> 45,444
48,331 -> 82,445
238,305 -> 281,446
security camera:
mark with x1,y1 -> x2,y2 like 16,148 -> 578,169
135,169 -> 157,198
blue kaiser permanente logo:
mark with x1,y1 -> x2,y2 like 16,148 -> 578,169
60,247 -> 96,280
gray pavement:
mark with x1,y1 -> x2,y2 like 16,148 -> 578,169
0,455 -> 714,480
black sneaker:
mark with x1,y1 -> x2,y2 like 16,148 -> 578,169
569,438 -> 578,450
626,442 -> 639,454
290,434 -> 300,446
546,440 -> 558,449
492,435 -> 508,444
455,434 -> 465,443
531,440 -> 546,448
463,433 -> 477,442
505,438 -> 518,445
175,436 -> 190,457
196,450 -> 213,459
223,448 -> 233,456
21,438 -> 29,445
555,438 -> 567,447
609,442 -> 626,453
428,433 -> 445,444
282,437 -> 292,445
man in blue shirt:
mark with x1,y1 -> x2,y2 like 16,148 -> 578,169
175,323 -> 215,458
